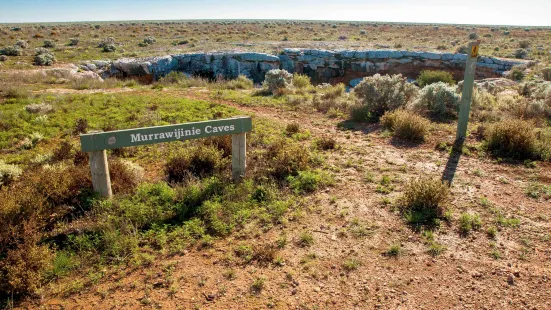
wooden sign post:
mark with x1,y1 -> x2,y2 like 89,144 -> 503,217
456,40 -> 481,141
80,116 -> 252,198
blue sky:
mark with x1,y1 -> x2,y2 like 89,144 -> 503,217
0,0 -> 549,26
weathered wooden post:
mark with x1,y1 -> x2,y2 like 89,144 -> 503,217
231,132 -> 246,180
456,40 -> 481,142
88,149 -> 113,198
80,116 -> 252,197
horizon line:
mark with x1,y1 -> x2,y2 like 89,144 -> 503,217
0,18 -> 549,28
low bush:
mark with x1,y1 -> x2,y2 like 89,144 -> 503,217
14,40 -> 28,49
484,119 -> 538,160
263,69 -> 293,95
165,145 -> 226,183
398,176 -> 450,226
353,74 -> 418,118
542,67 -> 551,81
0,160 -> 22,186
287,170 -> 333,193
34,48 -> 56,66
265,138 -> 310,179
25,103 -> 53,114
109,159 -> 144,194
416,70 -> 455,88
43,40 -> 56,48
0,45 -> 22,56
314,137 -> 337,150
68,38 -> 80,46
415,82 -> 460,119
102,44 -> 116,53
292,73 -> 311,89
218,75 -> 253,90
142,36 -> 156,45
459,212 -> 482,234
380,110 -> 430,142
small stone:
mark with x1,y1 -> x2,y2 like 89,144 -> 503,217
507,274 -> 515,285
314,287 -> 321,292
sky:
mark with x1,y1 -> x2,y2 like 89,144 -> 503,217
0,0 -> 549,26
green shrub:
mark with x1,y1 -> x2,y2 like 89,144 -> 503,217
507,67 -> 525,81
415,82 -> 460,119
165,145 -> 225,183
0,45 -> 22,56
220,75 -> 253,90
68,38 -> 80,46
265,139 -> 310,179
314,137 -> 337,150
417,70 -> 455,88
263,69 -> 293,95
542,67 -> 551,81
34,48 -> 56,66
398,176 -> 450,226
381,110 -> 430,142
352,74 -> 418,118
143,36 -> 156,45
14,40 -> 28,49
287,170 -> 333,193
484,119 -> 538,160
459,212 -> 482,234
292,73 -> 311,89
285,123 -> 300,135
102,44 -> 116,53
43,40 -> 56,48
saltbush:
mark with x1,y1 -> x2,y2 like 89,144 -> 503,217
0,160 -> 22,186
43,40 -> 56,48
415,82 -> 460,119
380,110 -> 430,142
14,40 -> 28,49
352,74 -> 418,118
25,102 -> 53,114
263,69 -> 293,95
0,45 -> 22,56
68,38 -> 80,46
34,48 -> 56,66
416,70 -> 455,88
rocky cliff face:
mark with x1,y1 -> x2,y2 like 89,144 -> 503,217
84,49 -> 526,86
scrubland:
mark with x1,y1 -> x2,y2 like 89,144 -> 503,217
0,20 -> 550,309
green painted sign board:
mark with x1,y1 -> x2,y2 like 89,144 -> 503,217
80,116 -> 252,152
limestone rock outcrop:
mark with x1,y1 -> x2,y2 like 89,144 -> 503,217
86,49 -> 526,86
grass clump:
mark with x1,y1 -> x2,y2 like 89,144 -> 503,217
352,74 -> 418,119
380,110 -> 430,142
265,139 -> 310,179
298,231 -> 314,247
314,137 -> 337,150
384,244 -> 402,257
459,212 -> 482,234
342,258 -> 361,271
397,176 -> 450,227
287,170 -> 333,193
417,70 -> 455,88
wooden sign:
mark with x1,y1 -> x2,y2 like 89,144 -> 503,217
470,45 -> 479,57
81,116 -> 252,198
